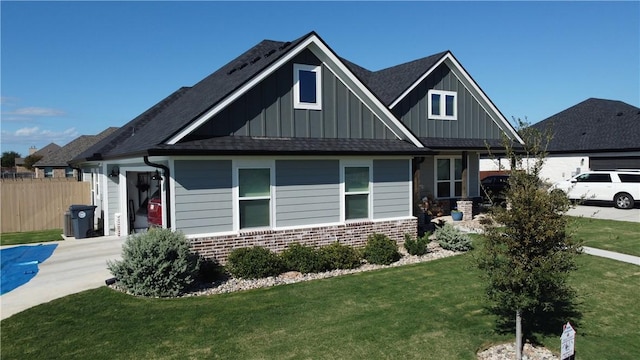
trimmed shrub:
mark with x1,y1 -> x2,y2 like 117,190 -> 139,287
363,233 -> 401,265
281,243 -> 328,274
403,232 -> 431,256
434,223 -> 473,251
226,246 -> 283,279
321,242 -> 362,270
107,228 -> 200,297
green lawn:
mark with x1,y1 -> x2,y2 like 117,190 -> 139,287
0,229 -> 62,246
569,217 -> 640,257
2,250 -> 639,359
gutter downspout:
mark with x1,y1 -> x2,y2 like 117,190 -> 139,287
144,156 -> 171,229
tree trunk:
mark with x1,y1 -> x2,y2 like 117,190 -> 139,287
516,309 -> 523,360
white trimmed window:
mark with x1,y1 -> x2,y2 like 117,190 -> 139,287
342,162 -> 371,221
293,64 -> 322,110
237,165 -> 272,229
428,90 -> 457,120
44,167 -> 53,178
436,157 -> 462,198
65,167 -> 74,178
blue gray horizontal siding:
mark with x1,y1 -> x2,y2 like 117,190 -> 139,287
275,160 -> 340,227
174,160 -> 233,235
373,160 -> 411,219
188,49 -> 396,141
393,63 -> 504,139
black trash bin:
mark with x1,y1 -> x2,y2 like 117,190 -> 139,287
69,205 -> 97,239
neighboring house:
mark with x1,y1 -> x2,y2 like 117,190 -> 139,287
14,143 -> 61,174
480,98 -> 640,184
34,128 -> 118,179
71,31 -> 522,262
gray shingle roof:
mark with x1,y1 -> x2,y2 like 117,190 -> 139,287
344,52 -> 448,106
36,127 -> 118,167
73,32 -> 452,161
15,143 -> 61,166
531,98 -> 640,153
149,136 -> 430,156
76,34 -> 311,161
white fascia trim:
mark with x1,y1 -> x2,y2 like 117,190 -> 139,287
168,34 -> 423,148
167,36 -> 320,145
389,52 -> 524,145
443,55 -> 524,145
308,40 -> 423,148
389,54 -> 449,109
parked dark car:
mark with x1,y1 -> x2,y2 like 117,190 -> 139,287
481,175 -> 510,203
147,190 -> 162,227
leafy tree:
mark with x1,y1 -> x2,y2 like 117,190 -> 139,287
476,120 -> 581,359
1,151 -> 21,168
23,154 -> 43,170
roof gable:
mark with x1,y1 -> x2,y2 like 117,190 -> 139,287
532,98 -> 640,152
167,32 -> 423,148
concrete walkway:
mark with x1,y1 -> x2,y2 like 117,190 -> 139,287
582,246 -> 640,266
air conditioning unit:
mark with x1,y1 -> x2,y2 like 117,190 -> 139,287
63,211 -> 74,237
114,213 -> 121,237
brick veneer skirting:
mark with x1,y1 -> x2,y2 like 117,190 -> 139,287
190,218 -> 417,264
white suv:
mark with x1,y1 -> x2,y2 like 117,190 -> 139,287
550,170 -> 640,209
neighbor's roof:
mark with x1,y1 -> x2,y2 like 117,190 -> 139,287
36,127 -> 118,167
531,98 -> 640,153
15,143 -> 61,166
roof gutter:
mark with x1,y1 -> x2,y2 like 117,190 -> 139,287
143,156 -> 171,229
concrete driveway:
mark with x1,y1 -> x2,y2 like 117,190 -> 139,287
1,235 -> 124,320
567,204 -> 640,222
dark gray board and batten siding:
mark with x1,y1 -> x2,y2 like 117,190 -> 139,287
393,63 -> 506,140
187,50 -> 396,141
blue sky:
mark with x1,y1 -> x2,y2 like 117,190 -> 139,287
2,1 -> 639,156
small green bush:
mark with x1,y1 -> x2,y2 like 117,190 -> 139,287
434,223 -> 473,251
107,228 -> 200,297
403,232 -> 431,256
363,233 -> 401,265
321,242 -> 362,270
281,243 -> 328,274
226,246 -> 283,279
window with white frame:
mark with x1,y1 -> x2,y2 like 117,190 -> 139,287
65,167 -> 74,178
436,157 -> 462,198
44,167 -> 53,178
238,168 -> 271,229
293,64 -> 322,110
343,164 -> 371,220
428,90 -> 457,120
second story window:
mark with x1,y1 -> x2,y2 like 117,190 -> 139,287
428,90 -> 457,120
293,64 -> 322,110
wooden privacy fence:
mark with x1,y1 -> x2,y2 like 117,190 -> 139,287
1,178 -> 91,233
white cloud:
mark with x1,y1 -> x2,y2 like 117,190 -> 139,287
1,127 -> 79,149
9,107 -> 65,117
0,96 -> 20,105
15,127 -> 41,136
